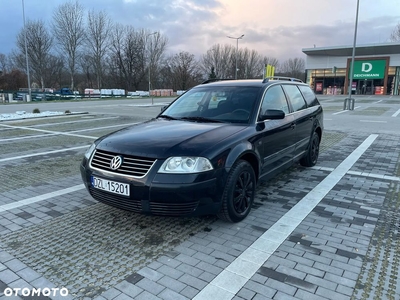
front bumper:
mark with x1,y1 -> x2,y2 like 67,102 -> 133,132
80,162 -> 225,217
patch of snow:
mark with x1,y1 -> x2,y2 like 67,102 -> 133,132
0,111 -> 66,121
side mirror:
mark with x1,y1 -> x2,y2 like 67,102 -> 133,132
259,109 -> 285,121
161,105 -> 167,112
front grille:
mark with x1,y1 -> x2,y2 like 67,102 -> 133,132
90,149 -> 156,178
89,187 -> 142,212
149,201 -> 199,216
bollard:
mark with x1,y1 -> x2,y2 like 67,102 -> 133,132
343,97 -> 355,110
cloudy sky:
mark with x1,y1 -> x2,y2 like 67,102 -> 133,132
1,0 -> 400,62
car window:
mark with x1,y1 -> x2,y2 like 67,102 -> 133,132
162,86 -> 260,124
170,91 -> 206,114
282,84 -> 307,112
260,85 -> 289,115
298,85 -> 318,106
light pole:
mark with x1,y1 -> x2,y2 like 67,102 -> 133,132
22,0 -> 31,102
346,0 -> 360,109
227,34 -> 244,80
146,32 -> 157,105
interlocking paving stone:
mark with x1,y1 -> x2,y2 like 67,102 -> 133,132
1,205 -> 213,299
352,181 -> 400,300
1,114 -> 400,299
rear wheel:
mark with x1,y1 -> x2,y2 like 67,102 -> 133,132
217,160 -> 255,222
300,132 -> 320,167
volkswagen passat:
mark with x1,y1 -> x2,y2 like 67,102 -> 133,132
80,77 -> 323,222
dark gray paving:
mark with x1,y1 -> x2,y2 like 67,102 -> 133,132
0,113 -> 399,300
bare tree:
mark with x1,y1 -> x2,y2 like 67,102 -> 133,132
0,53 -> 9,74
86,9 -> 111,90
0,69 -> 26,90
279,57 -> 305,80
16,20 -> 53,89
201,44 -> 278,80
44,54 -> 65,88
163,51 -> 202,90
201,44 -> 234,78
108,26 -> 168,91
236,49 -> 265,79
147,31 -> 168,90
109,24 -> 144,91
390,23 -> 400,42
80,54 -> 95,88
52,0 -> 85,90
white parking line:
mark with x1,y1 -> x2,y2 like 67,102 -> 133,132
0,133 -> 57,142
332,106 -> 361,115
194,134 -> 378,300
359,120 -> 387,123
311,166 -> 400,182
0,122 -> 138,142
392,108 -> 400,117
0,124 -> 97,139
0,145 -> 89,163
0,184 -> 84,212
31,116 -> 119,127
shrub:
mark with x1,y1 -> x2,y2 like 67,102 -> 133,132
32,108 -> 40,114
65,110 -> 71,114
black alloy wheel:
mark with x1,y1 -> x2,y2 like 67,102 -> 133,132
218,160 -> 256,222
233,171 -> 253,214
300,132 -> 320,167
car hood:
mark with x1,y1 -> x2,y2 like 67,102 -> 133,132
96,118 -> 246,158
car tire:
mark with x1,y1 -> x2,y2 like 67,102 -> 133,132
300,131 -> 320,167
217,160 -> 255,222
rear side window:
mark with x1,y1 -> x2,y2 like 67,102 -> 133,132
298,85 -> 318,106
282,85 -> 307,112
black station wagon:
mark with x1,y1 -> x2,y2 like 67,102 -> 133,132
80,77 -> 323,222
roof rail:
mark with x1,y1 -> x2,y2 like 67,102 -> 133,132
262,76 -> 303,83
201,78 -> 234,84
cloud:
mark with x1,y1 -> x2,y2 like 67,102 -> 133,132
0,0 -> 399,64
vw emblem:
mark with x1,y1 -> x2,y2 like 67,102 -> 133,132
110,156 -> 123,170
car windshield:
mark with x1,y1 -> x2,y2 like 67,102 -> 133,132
160,86 -> 260,124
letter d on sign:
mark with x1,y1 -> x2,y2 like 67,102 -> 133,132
361,63 -> 372,73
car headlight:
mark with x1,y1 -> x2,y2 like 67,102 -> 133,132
84,143 -> 96,160
158,157 -> 213,173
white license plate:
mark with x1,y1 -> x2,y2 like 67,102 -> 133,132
91,176 -> 130,196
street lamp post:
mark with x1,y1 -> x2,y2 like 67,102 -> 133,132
227,34 -> 244,80
146,32 -> 157,105
22,0 -> 31,102
345,0 -> 360,110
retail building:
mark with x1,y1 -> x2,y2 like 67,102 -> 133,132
302,43 -> 400,95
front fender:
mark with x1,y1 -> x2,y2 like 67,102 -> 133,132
224,141 -> 261,176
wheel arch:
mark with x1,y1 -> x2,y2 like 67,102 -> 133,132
224,142 -> 260,183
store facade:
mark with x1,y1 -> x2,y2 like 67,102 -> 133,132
302,43 -> 400,95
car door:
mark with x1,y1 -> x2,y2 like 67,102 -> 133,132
281,84 -> 314,160
257,84 -> 296,178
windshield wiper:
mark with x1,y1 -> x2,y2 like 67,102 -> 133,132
180,116 -> 224,123
158,114 -> 177,120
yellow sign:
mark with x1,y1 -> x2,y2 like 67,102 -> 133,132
265,64 -> 275,78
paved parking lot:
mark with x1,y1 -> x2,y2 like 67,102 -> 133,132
0,95 -> 399,300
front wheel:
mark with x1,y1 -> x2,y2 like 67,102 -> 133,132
300,132 -> 320,167
217,160 -> 256,222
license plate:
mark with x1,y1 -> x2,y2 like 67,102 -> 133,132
91,176 -> 130,196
